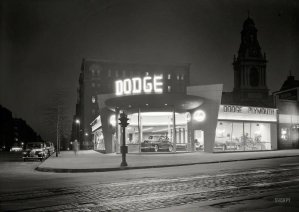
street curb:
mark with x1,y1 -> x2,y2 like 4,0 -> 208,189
35,154 -> 299,173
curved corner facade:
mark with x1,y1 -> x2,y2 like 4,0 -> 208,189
86,61 -> 278,153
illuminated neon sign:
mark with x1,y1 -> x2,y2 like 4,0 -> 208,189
193,110 -> 206,122
222,105 -> 275,115
218,105 -> 277,122
115,75 -> 163,96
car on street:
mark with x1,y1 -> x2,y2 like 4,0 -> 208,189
22,142 -> 48,161
141,135 -> 173,152
10,146 -> 23,152
45,142 -> 55,155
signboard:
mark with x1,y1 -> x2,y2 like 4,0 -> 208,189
218,105 -> 277,122
115,75 -> 163,96
91,115 -> 102,132
222,105 -> 275,115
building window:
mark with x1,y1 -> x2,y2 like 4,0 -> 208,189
92,96 -> 96,103
91,82 -> 95,87
115,70 -> 119,77
130,71 -> 133,76
96,70 -> 101,75
181,74 -> 184,80
168,74 -> 171,80
97,83 -> 101,87
91,69 -> 95,75
177,74 -> 180,80
214,121 -> 271,152
145,72 -> 149,76
168,86 -> 171,92
122,70 -> 126,77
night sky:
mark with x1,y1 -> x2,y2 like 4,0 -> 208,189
1,0 -> 298,141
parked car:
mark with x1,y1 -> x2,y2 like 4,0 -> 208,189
45,142 -> 55,155
214,141 -> 228,151
22,142 -> 48,161
141,135 -> 173,152
10,146 -> 23,152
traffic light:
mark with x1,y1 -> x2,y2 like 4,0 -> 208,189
119,112 -> 129,127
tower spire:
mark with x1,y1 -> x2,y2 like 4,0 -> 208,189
232,16 -> 269,106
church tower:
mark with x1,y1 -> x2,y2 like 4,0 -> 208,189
233,17 -> 270,106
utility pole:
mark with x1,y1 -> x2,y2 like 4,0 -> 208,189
56,106 -> 60,157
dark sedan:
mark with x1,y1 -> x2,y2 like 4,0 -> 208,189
141,135 -> 173,152
22,142 -> 48,161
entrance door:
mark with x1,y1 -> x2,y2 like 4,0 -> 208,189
194,130 -> 204,151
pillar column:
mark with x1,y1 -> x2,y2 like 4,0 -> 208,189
173,107 -> 176,152
168,115 -> 171,140
115,109 -> 120,153
138,108 -> 142,153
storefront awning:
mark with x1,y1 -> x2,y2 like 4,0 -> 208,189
105,93 -> 204,112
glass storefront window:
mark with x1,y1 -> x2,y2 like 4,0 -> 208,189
215,121 -> 233,151
94,130 -> 105,151
280,127 -> 289,141
215,121 -> 271,152
126,112 -> 189,152
278,125 -> 299,149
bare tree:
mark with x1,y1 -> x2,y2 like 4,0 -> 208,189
41,90 -> 71,156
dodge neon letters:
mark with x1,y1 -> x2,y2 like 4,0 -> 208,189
115,75 -> 163,96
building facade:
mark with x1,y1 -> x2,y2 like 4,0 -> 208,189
222,17 -> 273,108
218,17 -> 278,152
73,17 -> 298,152
72,60 -> 191,149
273,74 -> 299,149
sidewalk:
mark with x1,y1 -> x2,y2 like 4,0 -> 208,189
36,149 -> 299,173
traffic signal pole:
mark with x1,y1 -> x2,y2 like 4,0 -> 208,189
119,112 -> 129,167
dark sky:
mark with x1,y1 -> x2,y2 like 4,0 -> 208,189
1,0 -> 298,141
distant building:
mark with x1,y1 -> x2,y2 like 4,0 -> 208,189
0,105 -> 13,150
273,74 -> 299,149
0,105 -> 42,151
222,17 -> 273,107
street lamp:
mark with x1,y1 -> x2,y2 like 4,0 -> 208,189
75,119 -> 80,144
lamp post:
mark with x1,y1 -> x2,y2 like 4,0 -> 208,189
119,112 -> 129,167
75,119 -> 80,144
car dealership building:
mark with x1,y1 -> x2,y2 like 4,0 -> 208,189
89,64 -> 278,153
72,17 -> 298,153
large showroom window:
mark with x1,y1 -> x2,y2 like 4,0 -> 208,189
125,112 -> 189,152
214,121 -> 271,151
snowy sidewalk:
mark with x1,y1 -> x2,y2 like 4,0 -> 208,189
36,149 -> 299,172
